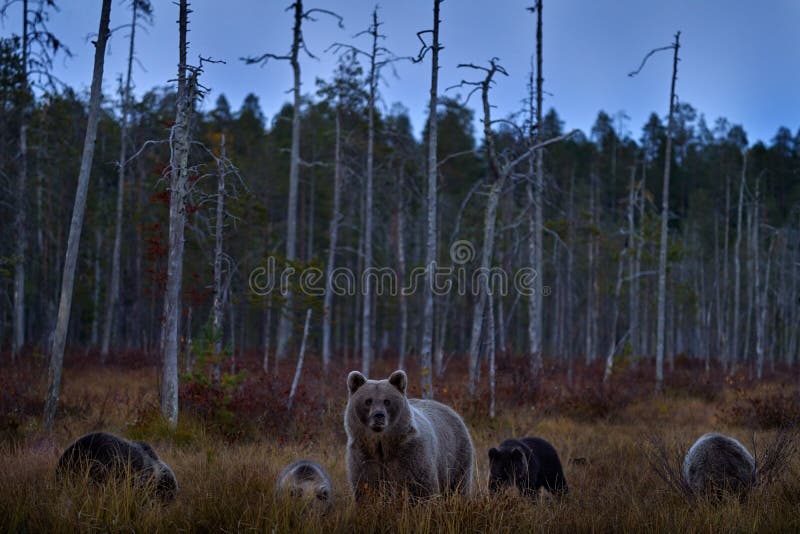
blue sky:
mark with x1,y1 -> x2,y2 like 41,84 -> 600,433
3,0 -> 799,145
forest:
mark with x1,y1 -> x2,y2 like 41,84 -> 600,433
1,0 -> 800,532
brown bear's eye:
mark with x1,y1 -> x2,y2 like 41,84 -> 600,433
383,399 -> 390,407
365,398 -> 372,406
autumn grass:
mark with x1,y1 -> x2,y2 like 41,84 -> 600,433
1,353 -> 799,532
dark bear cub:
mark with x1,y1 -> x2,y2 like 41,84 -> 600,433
488,437 -> 568,497
57,432 -> 178,502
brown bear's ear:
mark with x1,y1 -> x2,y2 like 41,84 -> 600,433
388,370 -> 407,395
488,448 -> 498,460
348,371 -> 367,394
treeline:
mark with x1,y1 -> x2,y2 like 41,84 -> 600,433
1,29 -> 799,388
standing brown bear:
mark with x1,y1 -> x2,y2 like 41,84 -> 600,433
344,370 -> 474,499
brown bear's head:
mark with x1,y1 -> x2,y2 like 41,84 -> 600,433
488,445 -> 529,493
347,370 -> 408,434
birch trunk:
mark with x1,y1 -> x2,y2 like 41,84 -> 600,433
361,9 -> 379,377
275,0 -> 304,361
211,135 -> 227,384
395,168 -> 408,371
488,293 -> 496,418
90,231 -> 101,347
322,108 -> 343,371
12,0 -> 29,360
43,0 -> 112,431
287,309 -> 312,411
731,157 -> 746,370
528,0 -> 544,381
627,165 -> 638,359
160,0 -> 192,428
603,248 -> 627,384
655,32 -> 680,392
420,0 -> 441,398
101,0 -> 138,360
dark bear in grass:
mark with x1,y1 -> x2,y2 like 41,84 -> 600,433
345,370 -> 475,499
275,460 -> 333,512
683,433 -> 755,498
488,437 -> 568,497
57,432 -> 178,502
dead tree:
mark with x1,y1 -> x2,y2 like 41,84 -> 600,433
732,153 -> 747,369
101,0 -> 152,361
414,0 -> 442,397
43,0 -> 111,431
243,1 -> 341,361
629,31 -> 681,392
527,0 -> 545,382
453,59 -> 577,396
287,308 -> 312,411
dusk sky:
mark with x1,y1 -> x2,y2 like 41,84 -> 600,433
3,0 -> 799,145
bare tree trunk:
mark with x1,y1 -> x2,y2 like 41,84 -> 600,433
488,293 -> 496,419
585,171 -> 598,364
43,0 -> 111,431
732,154 -> 746,370
275,1 -> 304,361
720,173 -> 731,369
160,0 -> 192,428
420,0 -> 441,398
12,0 -> 29,360
627,164 -> 638,359
262,297 -> 272,373
90,231 -> 102,347
603,248 -> 627,384
655,32 -> 680,392
287,309 -> 312,411
566,169 -> 575,386
361,8 -> 379,378
468,179 -> 502,395
211,135 -> 227,384
395,169 -> 408,371
322,109 -> 343,371
528,0 -> 544,382
101,0 -> 138,361
637,165 -> 647,358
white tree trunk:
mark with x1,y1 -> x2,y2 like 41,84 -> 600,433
322,109 -> 343,371
603,248 -> 627,384
488,293 -> 496,419
395,169 -> 408,371
43,0 -> 112,431
211,135 -> 227,384
275,0 -> 304,361
420,0 -> 441,398
160,0 -> 192,428
731,153 -> 747,370
528,0 -> 544,380
287,309 -> 312,410
100,0 -> 138,361
655,33 -> 680,392
361,9 -> 379,377
90,231 -> 102,347
12,1 -> 30,360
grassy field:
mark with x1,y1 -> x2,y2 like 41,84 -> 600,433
1,351 -> 799,532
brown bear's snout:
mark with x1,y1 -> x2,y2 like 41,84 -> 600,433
370,410 -> 387,431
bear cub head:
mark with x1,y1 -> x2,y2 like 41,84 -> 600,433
488,443 -> 530,493
347,370 -> 408,435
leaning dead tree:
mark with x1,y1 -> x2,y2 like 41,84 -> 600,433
414,0 -> 442,397
329,6 -> 397,378
453,59 -> 577,396
243,1 -> 342,362
43,0 -> 111,431
629,31 -> 681,392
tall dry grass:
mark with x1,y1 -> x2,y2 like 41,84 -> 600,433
1,351 -> 799,532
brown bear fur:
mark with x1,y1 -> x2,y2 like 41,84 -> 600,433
344,370 -> 474,500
